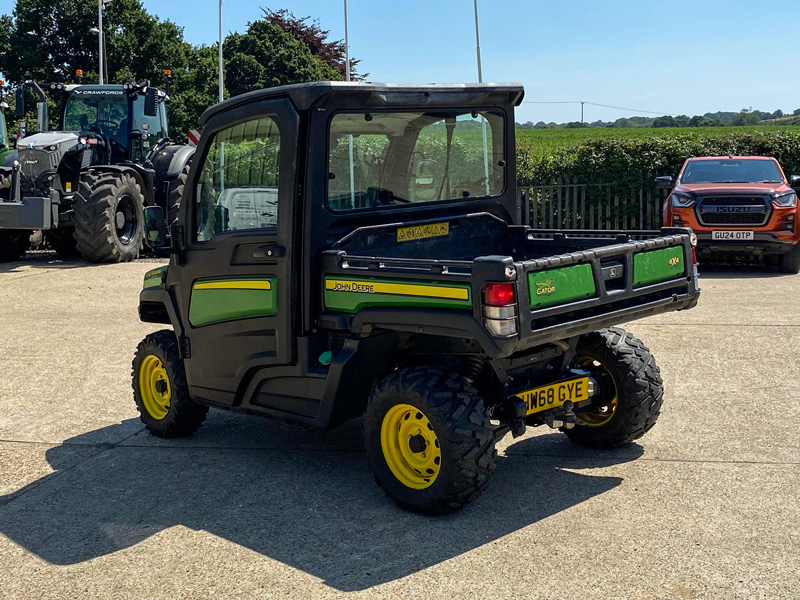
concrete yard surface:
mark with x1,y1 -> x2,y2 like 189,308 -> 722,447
0,254 -> 798,599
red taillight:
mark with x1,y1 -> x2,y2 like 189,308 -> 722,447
483,283 -> 515,306
692,247 -> 698,265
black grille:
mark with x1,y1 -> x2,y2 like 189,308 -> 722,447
701,197 -> 765,205
696,195 -> 770,226
701,213 -> 766,225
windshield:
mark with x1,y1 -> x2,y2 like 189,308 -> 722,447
326,110 -> 505,211
63,92 -> 129,149
680,159 -> 784,184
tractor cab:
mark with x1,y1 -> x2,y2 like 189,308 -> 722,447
56,84 -> 169,163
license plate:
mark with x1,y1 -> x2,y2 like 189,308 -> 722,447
517,377 -> 591,416
712,230 -> 754,240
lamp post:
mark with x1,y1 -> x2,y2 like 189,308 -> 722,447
97,0 -> 113,85
344,0 -> 354,208
218,0 -> 224,102
473,0 -> 490,195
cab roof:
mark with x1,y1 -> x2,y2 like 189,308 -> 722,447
198,81 -> 525,127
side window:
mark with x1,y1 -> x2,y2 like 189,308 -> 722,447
195,116 -> 281,242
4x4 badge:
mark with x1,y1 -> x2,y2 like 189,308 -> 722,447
668,256 -> 681,267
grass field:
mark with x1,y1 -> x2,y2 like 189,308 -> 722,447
516,125 -> 798,158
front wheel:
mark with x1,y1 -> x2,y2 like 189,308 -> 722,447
132,330 -> 208,438
778,243 -> 800,274
364,366 -> 497,514
73,171 -> 145,263
564,327 -> 664,448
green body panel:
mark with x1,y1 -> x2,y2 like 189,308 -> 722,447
189,277 -> 278,327
323,276 -> 472,314
528,263 -> 596,309
143,265 -> 168,289
633,246 -> 685,287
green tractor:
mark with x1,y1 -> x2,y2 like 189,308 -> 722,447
0,77 -> 192,262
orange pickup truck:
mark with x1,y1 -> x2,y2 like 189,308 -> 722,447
658,156 -> 800,273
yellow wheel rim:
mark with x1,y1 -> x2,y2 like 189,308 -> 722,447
574,357 -> 618,427
380,404 -> 441,490
139,355 -> 172,420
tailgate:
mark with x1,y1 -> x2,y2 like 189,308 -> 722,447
515,229 -> 699,351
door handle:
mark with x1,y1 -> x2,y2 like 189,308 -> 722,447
253,245 -> 285,258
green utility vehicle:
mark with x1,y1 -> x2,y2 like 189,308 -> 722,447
134,82 -> 700,514
0,78 -> 192,262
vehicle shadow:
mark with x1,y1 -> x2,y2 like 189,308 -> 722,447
0,418 -> 641,592
698,264 -> 791,279
0,251 -> 165,273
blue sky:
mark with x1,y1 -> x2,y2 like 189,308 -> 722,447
18,0 -> 800,123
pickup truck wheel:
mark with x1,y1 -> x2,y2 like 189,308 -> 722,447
778,243 -> 800,274
564,327 -> 663,448
73,171 -> 144,263
132,330 -> 208,438
364,366 -> 497,514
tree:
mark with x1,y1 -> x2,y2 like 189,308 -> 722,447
730,110 -> 761,126
652,115 -> 676,128
261,9 -> 362,80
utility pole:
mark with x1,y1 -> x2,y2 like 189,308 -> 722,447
581,101 -> 584,124
218,0 -> 224,102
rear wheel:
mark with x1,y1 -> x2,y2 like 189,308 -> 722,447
0,173 -> 29,262
73,171 -> 144,263
132,330 -> 208,438
364,366 -> 497,514
166,161 -> 191,226
564,327 -> 664,448
778,243 -> 800,274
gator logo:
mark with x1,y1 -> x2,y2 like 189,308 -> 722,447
668,256 -> 681,267
535,278 -> 556,296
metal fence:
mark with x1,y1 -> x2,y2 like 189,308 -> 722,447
520,178 -> 670,230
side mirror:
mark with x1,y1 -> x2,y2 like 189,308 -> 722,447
144,88 -> 157,117
143,206 -> 168,249
655,175 -> 673,190
14,87 -> 26,118
790,175 -> 800,190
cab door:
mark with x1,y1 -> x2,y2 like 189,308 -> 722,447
176,99 -> 299,406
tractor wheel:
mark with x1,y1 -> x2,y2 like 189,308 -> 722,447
0,173 -> 29,262
73,171 -> 145,263
778,243 -> 800,274
364,366 -> 497,514
564,327 -> 664,449
45,228 -> 79,257
132,330 -> 208,438
166,161 -> 191,226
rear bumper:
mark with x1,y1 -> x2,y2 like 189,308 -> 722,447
0,197 -> 56,230
695,232 -> 795,256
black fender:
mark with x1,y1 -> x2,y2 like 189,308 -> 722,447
139,286 -> 185,338
81,164 -> 157,206
150,144 -> 194,207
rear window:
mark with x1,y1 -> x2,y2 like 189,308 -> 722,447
326,110 -> 506,212
680,159 -> 783,184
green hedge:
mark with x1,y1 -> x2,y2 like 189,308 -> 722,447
517,130 -> 800,190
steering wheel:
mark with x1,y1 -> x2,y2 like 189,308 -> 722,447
89,120 -> 118,136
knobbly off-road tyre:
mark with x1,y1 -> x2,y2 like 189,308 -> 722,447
166,161 -> 191,227
778,243 -> 800,274
132,330 -> 208,438
0,173 -> 29,262
564,327 -> 664,449
364,366 -> 497,515
73,171 -> 144,263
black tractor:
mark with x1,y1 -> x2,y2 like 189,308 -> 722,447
0,78 -> 193,262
